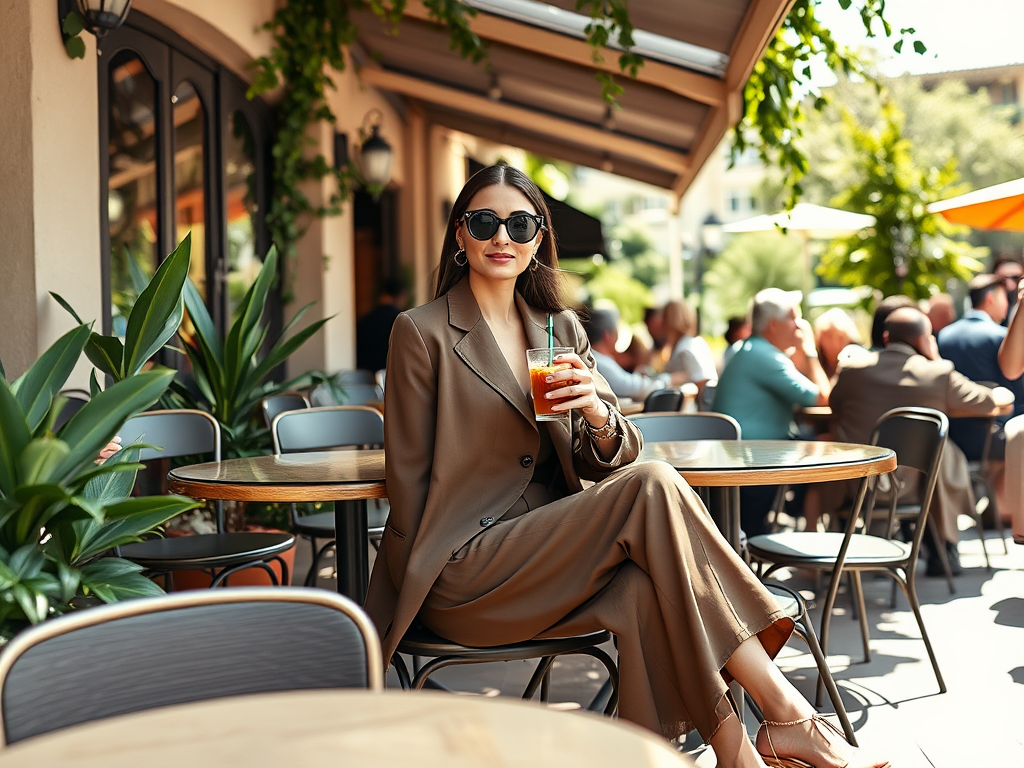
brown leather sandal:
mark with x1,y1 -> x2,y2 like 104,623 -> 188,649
756,714 -> 891,768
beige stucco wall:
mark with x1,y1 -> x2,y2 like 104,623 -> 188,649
0,1 -> 101,386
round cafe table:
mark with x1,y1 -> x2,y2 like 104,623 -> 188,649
0,690 -> 693,768
640,440 -> 897,552
168,450 -> 386,603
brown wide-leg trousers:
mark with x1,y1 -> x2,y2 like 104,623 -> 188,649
420,461 -> 793,740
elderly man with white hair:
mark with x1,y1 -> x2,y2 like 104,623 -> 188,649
713,288 -> 831,534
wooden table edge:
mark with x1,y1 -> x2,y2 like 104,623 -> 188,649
672,453 -> 897,487
167,477 -> 388,502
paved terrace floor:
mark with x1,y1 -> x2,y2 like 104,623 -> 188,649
303,517 -> 1024,767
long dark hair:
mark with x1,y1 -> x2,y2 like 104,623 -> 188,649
434,164 -> 566,313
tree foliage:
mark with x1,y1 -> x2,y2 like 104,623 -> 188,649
704,233 -> 804,324
817,102 -> 986,299
734,0 -> 925,205
798,75 -> 1024,205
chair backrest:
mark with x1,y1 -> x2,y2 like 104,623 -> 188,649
117,409 -> 220,462
261,392 -> 310,429
54,392 -> 89,432
643,388 -> 684,413
866,407 -> 948,554
338,369 -> 377,386
628,412 -> 741,442
273,406 -> 384,454
309,383 -> 384,407
0,588 -> 383,745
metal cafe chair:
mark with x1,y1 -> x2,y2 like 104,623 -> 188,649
642,387 -> 684,413
116,410 -> 295,588
272,405 -> 387,586
628,411 -> 857,743
310,382 -> 384,407
261,391 -> 310,430
0,588 -> 382,746
748,407 -> 949,703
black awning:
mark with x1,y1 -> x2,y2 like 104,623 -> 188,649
542,191 -> 607,259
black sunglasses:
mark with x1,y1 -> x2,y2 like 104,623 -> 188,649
463,210 -> 545,244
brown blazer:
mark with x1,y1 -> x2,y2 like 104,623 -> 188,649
828,342 -> 996,542
364,277 -> 643,664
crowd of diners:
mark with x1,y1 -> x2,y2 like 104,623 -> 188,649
587,264 -> 1024,577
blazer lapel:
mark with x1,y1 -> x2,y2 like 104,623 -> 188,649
449,279 -> 537,425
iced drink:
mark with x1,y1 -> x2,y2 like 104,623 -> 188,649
527,347 -> 573,421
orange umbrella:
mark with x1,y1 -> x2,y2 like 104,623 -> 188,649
928,177 -> 1024,231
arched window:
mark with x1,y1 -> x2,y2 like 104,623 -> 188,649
98,13 -> 275,346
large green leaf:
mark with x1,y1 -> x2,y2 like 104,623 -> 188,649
85,334 -> 125,380
53,369 -> 175,482
126,246 -> 150,295
11,324 -> 90,432
182,277 -> 224,371
123,234 -> 190,377
224,247 -> 277,390
79,443 -> 146,501
73,495 -> 198,562
16,438 -> 71,486
48,291 -> 85,325
0,379 -> 31,497
80,557 -> 164,602
244,316 -> 332,395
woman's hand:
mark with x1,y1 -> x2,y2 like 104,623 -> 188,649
544,353 -> 610,427
96,436 -> 122,465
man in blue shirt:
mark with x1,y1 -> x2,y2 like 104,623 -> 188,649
938,273 -> 1024,517
714,288 -> 830,534
938,274 -> 1024,449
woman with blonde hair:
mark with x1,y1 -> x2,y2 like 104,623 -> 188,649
663,298 -> 718,394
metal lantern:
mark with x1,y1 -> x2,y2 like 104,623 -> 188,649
358,111 -> 393,192
75,0 -> 133,39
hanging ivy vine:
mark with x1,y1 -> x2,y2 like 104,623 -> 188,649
247,0 -> 918,293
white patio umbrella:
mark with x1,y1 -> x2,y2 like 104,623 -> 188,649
722,203 -> 876,299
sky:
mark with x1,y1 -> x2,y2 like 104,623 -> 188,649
811,0 -> 1024,82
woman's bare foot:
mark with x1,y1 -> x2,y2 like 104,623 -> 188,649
754,715 -> 889,768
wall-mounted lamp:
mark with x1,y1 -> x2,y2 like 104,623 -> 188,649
358,109 -> 394,197
59,0 -> 133,55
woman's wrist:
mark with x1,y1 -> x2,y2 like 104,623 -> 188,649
583,401 -> 610,428
583,403 -> 619,440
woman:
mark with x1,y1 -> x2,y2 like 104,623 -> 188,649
663,299 -> 718,395
364,165 -> 886,768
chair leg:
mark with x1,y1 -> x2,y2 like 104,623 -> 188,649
969,480 -> 993,569
211,560 -> 279,588
792,622 -> 857,746
926,521 -> 955,594
989,481 -> 1009,555
849,571 -> 871,663
523,656 -> 556,701
304,539 -> 337,587
391,654 -> 412,689
893,568 -> 946,694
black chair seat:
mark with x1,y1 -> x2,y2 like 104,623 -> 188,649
748,531 -> 910,569
292,512 -> 336,536
397,625 -> 612,660
120,533 -> 295,569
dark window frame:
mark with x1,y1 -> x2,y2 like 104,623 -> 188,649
97,11 -> 276,340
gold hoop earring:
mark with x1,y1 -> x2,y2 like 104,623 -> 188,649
530,255 -> 539,272
454,248 -> 467,267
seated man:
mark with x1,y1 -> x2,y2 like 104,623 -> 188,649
830,307 -> 1012,575
714,288 -> 831,535
937,274 -> 1023,517
583,308 -> 692,401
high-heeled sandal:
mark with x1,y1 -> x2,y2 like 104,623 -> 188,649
755,714 -> 891,768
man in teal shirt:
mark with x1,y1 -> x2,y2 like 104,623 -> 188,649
714,288 -> 831,533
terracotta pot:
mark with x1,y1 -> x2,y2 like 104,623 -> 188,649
158,528 -> 297,590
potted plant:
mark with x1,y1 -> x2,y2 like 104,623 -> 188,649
0,239 -> 200,640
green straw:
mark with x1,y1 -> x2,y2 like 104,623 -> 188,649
547,314 -> 554,365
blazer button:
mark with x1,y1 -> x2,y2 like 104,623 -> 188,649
520,455 -> 534,468
480,517 -> 495,527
